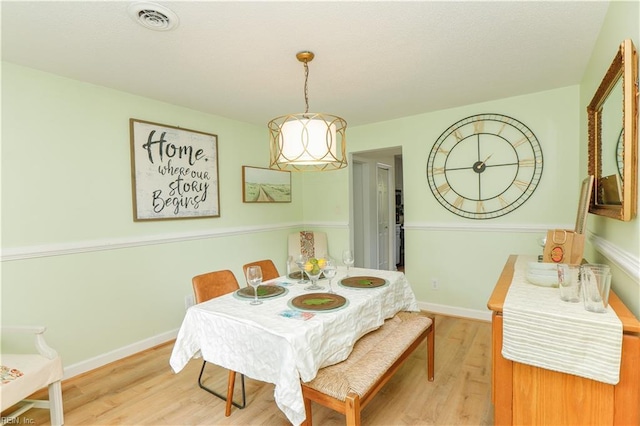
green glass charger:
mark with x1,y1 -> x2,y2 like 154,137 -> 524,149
289,293 -> 348,312
339,276 -> 387,289
288,271 -> 324,280
236,285 -> 286,299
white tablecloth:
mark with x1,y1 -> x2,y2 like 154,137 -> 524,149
169,267 -> 418,425
502,256 -> 622,385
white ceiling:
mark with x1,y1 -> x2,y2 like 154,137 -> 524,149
1,1 -> 610,127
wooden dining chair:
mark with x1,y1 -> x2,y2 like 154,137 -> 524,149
192,270 -> 246,416
242,259 -> 280,282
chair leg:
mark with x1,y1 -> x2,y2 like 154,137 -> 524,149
427,321 -> 435,381
48,380 -> 64,426
302,396 -> 313,426
225,371 -> 235,417
198,360 -> 246,410
345,392 -> 361,426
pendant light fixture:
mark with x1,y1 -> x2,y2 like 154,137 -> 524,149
268,51 -> 347,172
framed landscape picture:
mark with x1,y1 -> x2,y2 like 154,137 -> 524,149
130,119 -> 219,220
242,166 -> 291,203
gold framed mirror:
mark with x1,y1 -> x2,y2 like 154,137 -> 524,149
588,39 -> 638,221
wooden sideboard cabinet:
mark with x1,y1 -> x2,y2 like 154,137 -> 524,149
487,255 -> 640,425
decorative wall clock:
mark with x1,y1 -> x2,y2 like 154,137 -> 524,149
426,113 -> 543,219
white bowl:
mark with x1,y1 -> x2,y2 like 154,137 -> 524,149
526,271 -> 558,287
527,261 -> 557,271
526,268 -> 558,277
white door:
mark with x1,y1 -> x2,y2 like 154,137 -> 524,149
376,164 -> 391,270
352,161 -> 367,268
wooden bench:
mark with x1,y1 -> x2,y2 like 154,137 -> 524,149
301,311 -> 435,426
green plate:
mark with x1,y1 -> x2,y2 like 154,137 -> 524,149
339,276 -> 388,289
235,285 -> 286,299
288,293 -> 348,312
288,271 -> 324,280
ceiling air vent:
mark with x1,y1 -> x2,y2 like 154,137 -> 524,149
128,2 -> 179,31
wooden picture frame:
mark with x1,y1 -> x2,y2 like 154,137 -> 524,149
587,39 -> 638,221
129,119 -> 219,221
242,166 -> 291,203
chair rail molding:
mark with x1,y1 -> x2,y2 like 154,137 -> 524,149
588,232 -> 640,282
1,222 -> 301,262
404,222 -> 574,233
301,221 -> 349,229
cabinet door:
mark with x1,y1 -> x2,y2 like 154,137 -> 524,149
512,362 -> 613,424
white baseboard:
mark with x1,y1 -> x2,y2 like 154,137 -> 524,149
417,301 -> 492,322
63,329 -> 178,380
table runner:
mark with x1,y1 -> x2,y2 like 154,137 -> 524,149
502,255 -> 622,385
169,267 -> 418,425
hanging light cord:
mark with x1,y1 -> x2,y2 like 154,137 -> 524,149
303,60 -> 310,114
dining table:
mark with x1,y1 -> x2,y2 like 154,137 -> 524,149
169,266 -> 419,425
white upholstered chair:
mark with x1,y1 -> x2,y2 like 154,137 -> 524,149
288,231 -> 328,260
287,231 -> 329,278
0,326 -> 64,426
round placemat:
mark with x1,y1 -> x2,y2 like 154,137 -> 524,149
288,271 -> 324,280
236,285 -> 287,299
339,276 -> 387,289
288,293 -> 348,312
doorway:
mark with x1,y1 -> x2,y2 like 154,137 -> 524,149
349,147 -> 403,271
376,164 -> 391,270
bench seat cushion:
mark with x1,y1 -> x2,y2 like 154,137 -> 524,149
303,312 -> 432,401
0,354 -> 63,410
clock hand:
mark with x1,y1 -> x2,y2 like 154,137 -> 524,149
473,153 -> 494,172
479,153 -> 493,166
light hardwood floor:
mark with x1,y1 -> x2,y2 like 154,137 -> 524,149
11,315 -> 493,425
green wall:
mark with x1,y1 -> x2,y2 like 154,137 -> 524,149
1,63 -> 306,367
2,1 -> 639,374
579,0 -> 639,315
345,86 -> 581,314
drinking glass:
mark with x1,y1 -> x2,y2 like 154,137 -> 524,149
286,255 -> 294,277
581,264 -> 612,313
295,254 -> 309,283
557,264 -> 581,303
536,235 -> 547,262
246,265 -> 263,305
342,250 -> 354,277
322,258 -> 338,294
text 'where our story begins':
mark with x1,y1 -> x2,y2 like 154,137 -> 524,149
141,130 -> 215,216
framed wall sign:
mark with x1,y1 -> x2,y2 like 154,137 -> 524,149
242,166 -> 291,203
129,119 -> 219,221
